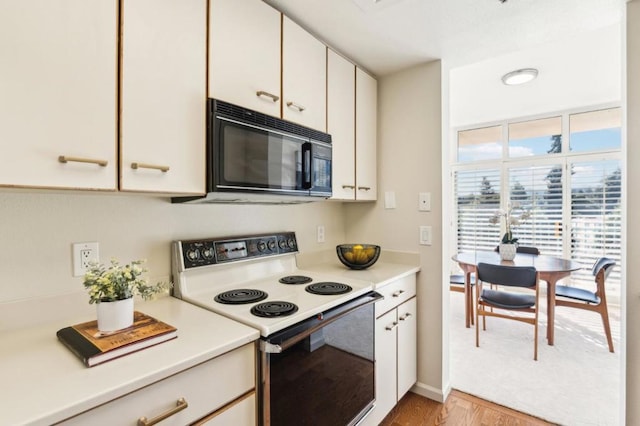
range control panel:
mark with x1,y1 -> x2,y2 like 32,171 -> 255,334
179,232 -> 298,269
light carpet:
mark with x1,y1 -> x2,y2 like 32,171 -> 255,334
449,291 -> 621,426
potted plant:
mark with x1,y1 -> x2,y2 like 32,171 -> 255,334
83,258 -> 170,332
489,202 -> 531,260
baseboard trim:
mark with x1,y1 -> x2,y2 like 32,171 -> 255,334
410,381 -> 450,403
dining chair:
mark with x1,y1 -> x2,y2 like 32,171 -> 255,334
475,262 -> 540,360
450,273 -> 476,325
555,257 -> 616,353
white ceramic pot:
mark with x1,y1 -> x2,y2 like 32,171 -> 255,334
499,243 -> 517,261
96,298 -> 134,332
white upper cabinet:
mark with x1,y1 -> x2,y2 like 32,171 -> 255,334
355,68 -> 378,200
0,0 -> 117,190
120,0 -> 206,194
327,49 -> 356,200
282,16 -> 327,131
209,0 -> 281,117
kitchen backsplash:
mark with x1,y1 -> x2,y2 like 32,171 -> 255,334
0,191 -> 347,304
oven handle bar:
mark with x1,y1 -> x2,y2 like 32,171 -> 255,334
259,292 -> 382,354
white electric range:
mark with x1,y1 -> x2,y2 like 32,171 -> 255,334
170,232 -> 375,337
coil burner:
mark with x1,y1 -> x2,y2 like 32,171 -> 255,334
250,301 -> 299,318
279,275 -> 313,285
214,289 -> 268,305
305,282 -> 353,295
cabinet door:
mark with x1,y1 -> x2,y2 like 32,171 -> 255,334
397,297 -> 417,398
209,0 -> 281,117
370,309 -> 398,425
282,16 -> 327,131
0,0 -> 117,190
327,49 -> 356,200
120,0 -> 206,194
355,68 -> 377,200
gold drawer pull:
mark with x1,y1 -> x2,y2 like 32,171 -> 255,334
256,90 -> 279,102
392,290 -> 405,297
342,184 -> 355,189
138,397 -> 188,426
385,322 -> 398,331
286,101 -> 306,112
131,162 -> 170,172
58,155 -> 108,167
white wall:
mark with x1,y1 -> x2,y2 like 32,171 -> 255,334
625,1 -> 639,423
0,191 -> 346,303
450,24 -> 621,127
344,61 -> 444,400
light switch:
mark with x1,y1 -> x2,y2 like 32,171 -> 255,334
419,192 -> 431,211
419,226 -> 432,246
385,191 -> 396,209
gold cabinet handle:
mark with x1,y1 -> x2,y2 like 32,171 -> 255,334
286,101 -> 306,112
392,290 -> 405,298
256,90 -> 279,102
58,155 -> 108,167
399,312 -> 412,321
138,398 -> 188,426
131,162 -> 170,172
358,186 -> 371,191
341,184 -> 355,189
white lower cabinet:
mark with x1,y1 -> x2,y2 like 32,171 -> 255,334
57,343 -> 256,426
363,275 -> 417,425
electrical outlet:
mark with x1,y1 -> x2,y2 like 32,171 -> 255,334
73,242 -> 99,277
317,225 -> 325,243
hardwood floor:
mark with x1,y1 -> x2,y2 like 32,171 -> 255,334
379,390 -> 556,426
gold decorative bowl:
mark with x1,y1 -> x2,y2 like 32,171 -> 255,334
336,244 -> 381,270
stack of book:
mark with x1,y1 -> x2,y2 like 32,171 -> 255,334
57,311 -> 177,367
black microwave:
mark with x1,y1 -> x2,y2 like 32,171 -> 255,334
174,99 -> 332,204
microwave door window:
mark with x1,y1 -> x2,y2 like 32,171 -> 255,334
220,124 -> 304,190
267,134 -> 302,190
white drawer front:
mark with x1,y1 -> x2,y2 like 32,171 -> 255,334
375,274 -> 417,317
196,392 -> 256,425
59,343 -> 255,426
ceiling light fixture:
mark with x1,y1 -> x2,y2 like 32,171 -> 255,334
501,68 -> 539,85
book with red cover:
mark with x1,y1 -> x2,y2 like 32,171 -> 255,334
56,311 -> 177,367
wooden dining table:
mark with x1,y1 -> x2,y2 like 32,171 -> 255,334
452,250 -> 583,345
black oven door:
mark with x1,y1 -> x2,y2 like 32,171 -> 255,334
259,291 -> 382,426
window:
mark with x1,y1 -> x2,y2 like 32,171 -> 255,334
569,108 -> 621,153
457,126 -> 502,163
508,117 -> 562,158
508,163 -> 563,255
454,169 -> 501,251
569,158 -> 622,294
453,106 -> 622,301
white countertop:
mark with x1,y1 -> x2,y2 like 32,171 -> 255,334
296,249 -> 421,288
0,296 -> 259,426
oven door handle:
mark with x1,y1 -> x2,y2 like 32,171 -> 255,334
260,292 -> 382,353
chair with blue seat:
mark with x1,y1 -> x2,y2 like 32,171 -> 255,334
555,257 -> 616,353
475,262 -> 540,360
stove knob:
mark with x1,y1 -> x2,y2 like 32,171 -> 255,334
268,240 -> 276,250
287,238 -> 296,249
257,241 -> 267,252
202,247 -> 214,259
278,239 -> 287,249
186,249 -> 200,261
